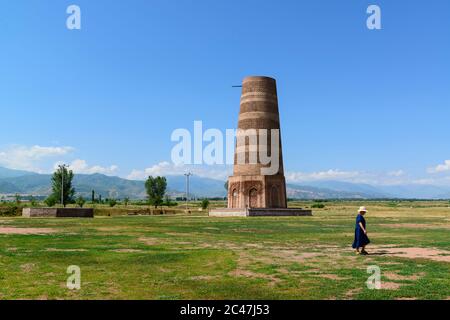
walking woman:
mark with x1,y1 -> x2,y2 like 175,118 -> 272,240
352,206 -> 370,255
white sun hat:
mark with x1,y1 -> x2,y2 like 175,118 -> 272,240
358,206 -> 367,213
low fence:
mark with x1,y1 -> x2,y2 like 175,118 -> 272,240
93,207 -> 196,216
11,206 -> 205,218
22,208 -> 94,218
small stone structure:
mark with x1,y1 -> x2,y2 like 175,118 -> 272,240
22,208 -> 94,218
210,76 -> 312,217
209,208 -> 312,217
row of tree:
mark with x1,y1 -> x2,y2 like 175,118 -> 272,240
44,166 -> 170,208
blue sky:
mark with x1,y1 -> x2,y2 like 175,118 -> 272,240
1,0 -> 450,185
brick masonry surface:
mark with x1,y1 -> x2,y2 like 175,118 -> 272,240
228,76 -> 287,209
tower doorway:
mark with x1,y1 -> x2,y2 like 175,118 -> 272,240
249,188 -> 258,208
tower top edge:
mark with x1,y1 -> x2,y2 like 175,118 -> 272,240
242,76 -> 276,83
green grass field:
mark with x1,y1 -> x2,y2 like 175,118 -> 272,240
0,201 -> 449,300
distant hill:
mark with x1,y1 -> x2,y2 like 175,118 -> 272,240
302,181 -> 390,198
290,180 -> 450,200
165,175 -> 226,198
286,184 -> 387,200
376,184 -> 450,200
0,167 -> 35,179
295,180 -> 450,199
0,166 -> 449,200
0,172 -> 146,199
0,167 -> 226,199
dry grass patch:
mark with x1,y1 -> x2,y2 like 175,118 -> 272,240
372,247 -> 450,263
270,249 -> 322,263
0,227 -> 58,235
384,272 -> 425,281
190,275 -> 220,281
46,248 -> 87,252
381,282 -> 402,290
96,227 -> 129,232
345,288 -> 362,298
20,263 -> 35,272
228,251 -> 282,285
313,274 -> 350,281
384,223 -> 450,230
138,237 -> 165,246
111,249 -> 144,253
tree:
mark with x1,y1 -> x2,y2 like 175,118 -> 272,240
201,199 -> 210,210
108,198 -> 117,207
91,190 -> 95,203
164,196 -> 177,207
44,195 -> 57,207
50,165 -> 75,207
14,193 -> 21,205
123,197 -> 130,207
76,196 -> 86,208
30,196 -> 38,207
145,176 -> 167,208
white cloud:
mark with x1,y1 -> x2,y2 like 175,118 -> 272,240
388,170 -> 405,177
0,145 -> 74,172
411,178 -> 436,185
55,159 -> 119,175
285,169 -> 361,183
285,169 -> 415,186
127,161 -> 231,181
128,163 -> 417,186
428,160 -> 450,173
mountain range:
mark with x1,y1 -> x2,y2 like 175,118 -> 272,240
0,166 -> 449,200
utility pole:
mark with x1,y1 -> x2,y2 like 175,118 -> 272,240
184,172 -> 193,211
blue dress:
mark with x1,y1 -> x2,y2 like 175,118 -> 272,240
352,214 -> 370,249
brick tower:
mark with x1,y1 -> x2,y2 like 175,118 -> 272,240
210,76 -> 311,217
227,76 -> 287,209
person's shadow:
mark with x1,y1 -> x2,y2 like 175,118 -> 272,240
368,250 -> 389,256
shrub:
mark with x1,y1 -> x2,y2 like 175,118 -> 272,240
164,196 -> 177,207
311,203 -> 325,209
44,195 -> 58,207
387,202 -> 398,208
108,199 -> 117,207
28,196 -> 37,207
76,196 -> 86,208
201,199 -> 210,210
0,204 -> 22,216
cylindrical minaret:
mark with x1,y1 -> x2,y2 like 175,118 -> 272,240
233,76 -> 284,176
228,76 -> 287,209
